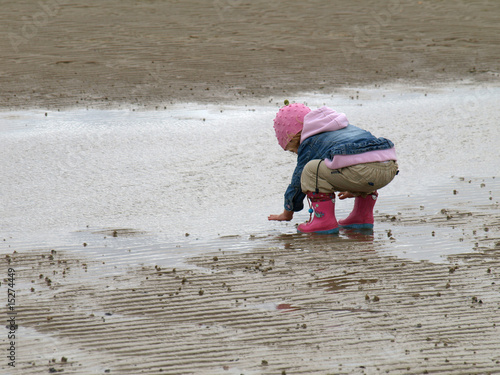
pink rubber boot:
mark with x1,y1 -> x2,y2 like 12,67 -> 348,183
297,192 -> 339,234
338,192 -> 378,229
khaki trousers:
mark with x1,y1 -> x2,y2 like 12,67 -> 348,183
301,160 -> 398,197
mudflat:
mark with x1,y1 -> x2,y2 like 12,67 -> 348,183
2,2 -> 500,375
1,0 -> 499,109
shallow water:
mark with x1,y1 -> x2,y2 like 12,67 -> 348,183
1,83 -> 499,266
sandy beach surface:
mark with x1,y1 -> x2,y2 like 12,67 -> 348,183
1,1 -> 500,375
1,0 -> 500,109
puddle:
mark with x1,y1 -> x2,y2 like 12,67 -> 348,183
373,176 -> 500,262
241,301 -> 301,313
1,83 -> 499,267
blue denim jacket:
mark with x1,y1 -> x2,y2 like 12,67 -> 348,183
284,124 -> 394,211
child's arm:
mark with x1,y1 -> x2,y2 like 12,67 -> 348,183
268,209 -> 294,221
269,148 -> 311,222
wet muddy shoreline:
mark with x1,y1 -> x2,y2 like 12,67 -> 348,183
2,1 -> 500,373
5,221 -> 500,374
2,174 -> 499,374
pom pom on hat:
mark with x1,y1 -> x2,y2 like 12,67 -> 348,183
273,102 -> 311,150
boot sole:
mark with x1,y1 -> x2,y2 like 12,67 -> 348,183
339,223 -> 374,229
297,227 -> 339,235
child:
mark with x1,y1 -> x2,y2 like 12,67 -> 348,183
268,102 -> 398,234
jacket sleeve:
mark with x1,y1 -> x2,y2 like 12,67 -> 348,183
283,150 -> 311,212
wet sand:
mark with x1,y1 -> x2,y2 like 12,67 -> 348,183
1,1 -> 500,374
4,180 -> 500,374
1,0 -> 499,109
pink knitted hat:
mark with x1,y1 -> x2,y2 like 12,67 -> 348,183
273,103 -> 311,149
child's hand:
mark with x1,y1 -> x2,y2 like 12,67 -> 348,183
268,210 -> 294,221
337,191 -> 355,200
